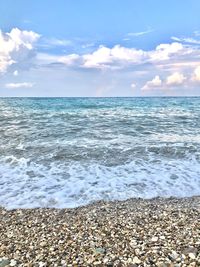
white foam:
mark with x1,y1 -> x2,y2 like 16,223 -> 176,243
0,155 -> 200,209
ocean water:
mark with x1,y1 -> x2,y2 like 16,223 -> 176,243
0,97 -> 200,209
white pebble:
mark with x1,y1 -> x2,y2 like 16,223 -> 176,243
151,236 -> 158,242
132,256 -> 141,264
10,259 -> 17,266
189,253 -> 196,259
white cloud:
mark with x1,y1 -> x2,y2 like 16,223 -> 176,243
192,66 -> 200,82
13,70 -> 18,76
36,53 -> 62,64
142,72 -> 187,94
58,54 -> 81,66
171,36 -> 200,45
1,26 -> 200,96
47,38 -> 72,46
131,83 -> 136,88
37,42 -> 200,73
166,72 -> 186,86
1,27 -> 200,96
52,42 -> 195,70
194,31 -> 200,37
127,29 -> 154,37
36,52 -> 82,67
0,28 -> 199,76
81,43 -> 95,49
0,28 -> 40,73
82,46 -> 113,69
5,82 -> 34,88
150,42 -> 184,62
38,38 -> 72,48
142,75 -> 162,91
80,42 -> 185,69
74,43 -> 146,68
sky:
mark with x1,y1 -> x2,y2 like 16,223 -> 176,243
0,0 -> 200,96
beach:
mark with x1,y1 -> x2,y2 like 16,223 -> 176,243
0,196 -> 200,266
0,98 -> 200,266
1,0 -> 200,265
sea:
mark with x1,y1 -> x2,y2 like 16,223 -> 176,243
0,97 -> 200,209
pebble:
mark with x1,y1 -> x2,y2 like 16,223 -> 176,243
151,236 -> 158,242
9,260 -> 16,266
132,256 -> 141,264
0,196 -> 199,266
189,253 -> 196,260
169,251 -> 179,261
0,259 -> 10,267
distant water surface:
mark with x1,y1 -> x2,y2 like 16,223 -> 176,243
0,97 -> 200,208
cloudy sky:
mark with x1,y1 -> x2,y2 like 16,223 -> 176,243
1,0 -> 200,96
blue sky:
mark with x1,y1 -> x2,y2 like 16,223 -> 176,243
1,0 -> 200,96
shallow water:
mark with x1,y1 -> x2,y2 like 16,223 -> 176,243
0,97 -> 200,208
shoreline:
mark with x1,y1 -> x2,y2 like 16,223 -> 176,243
0,196 -> 200,266
1,195 -> 200,211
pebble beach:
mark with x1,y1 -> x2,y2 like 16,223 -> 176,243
0,197 -> 200,266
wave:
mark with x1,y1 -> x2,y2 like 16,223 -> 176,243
0,97 -> 200,209
0,155 -> 200,209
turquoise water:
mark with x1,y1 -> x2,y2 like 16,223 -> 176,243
0,97 -> 200,208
